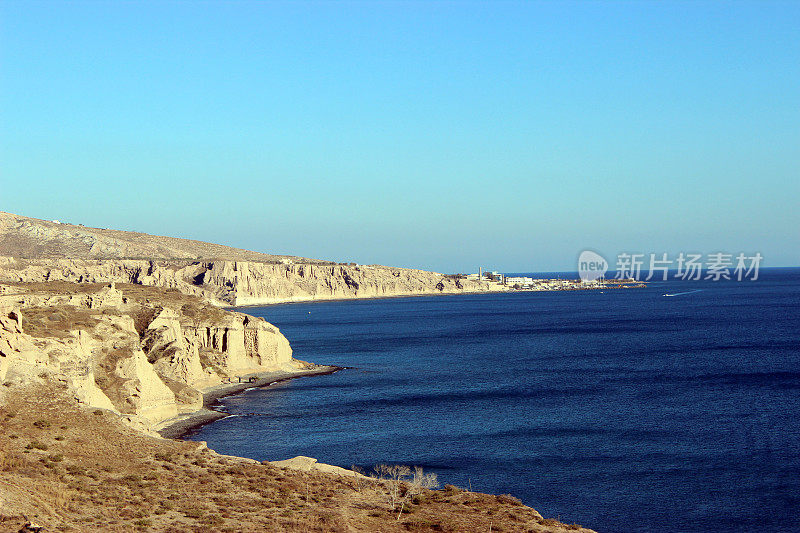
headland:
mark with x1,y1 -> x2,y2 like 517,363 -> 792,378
0,211 -> 597,531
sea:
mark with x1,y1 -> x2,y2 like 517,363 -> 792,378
188,268 -> 800,533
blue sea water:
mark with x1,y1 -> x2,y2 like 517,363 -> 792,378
189,268 -> 800,532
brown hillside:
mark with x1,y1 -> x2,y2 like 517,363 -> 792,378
0,384 -> 594,533
0,211 -> 327,263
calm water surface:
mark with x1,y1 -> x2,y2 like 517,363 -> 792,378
189,269 -> 800,532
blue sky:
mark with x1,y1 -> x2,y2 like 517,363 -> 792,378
1,1 -> 798,272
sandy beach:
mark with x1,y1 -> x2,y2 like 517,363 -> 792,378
156,364 -> 344,439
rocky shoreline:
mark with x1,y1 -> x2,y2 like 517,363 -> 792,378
0,212 -> 599,531
156,364 -> 344,439
0,282 -> 599,531
0,382 -> 595,532
0,281 -> 311,433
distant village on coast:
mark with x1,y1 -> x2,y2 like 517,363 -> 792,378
457,267 -> 646,291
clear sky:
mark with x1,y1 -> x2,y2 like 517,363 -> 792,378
1,1 -> 798,272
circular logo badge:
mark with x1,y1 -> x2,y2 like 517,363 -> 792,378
578,250 -> 608,282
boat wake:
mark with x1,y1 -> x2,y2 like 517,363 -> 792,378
664,289 -> 703,297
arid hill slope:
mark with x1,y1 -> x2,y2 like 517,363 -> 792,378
0,385 -> 595,533
0,211 -> 323,263
0,281 -> 594,532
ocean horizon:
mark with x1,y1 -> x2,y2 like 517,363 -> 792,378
189,267 -> 800,532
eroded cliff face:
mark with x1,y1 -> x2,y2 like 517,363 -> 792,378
199,261 -> 500,305
0,257 -> 501,306
0,282 -> 297,429
0,211 -> 503,304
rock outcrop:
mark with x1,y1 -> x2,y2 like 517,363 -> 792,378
270,455 -> 368,478
0,211 -> 503,305
0,212 -> 500,424
0,282 -> 298,429
0,257 -> 501,305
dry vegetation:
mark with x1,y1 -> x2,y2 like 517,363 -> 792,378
0,211 -> 327,263
112,284 -> 229,323
0,281 -> 593,531
0,384 -> 593,532
3,282 -> 229,337
19,307 -> 103,341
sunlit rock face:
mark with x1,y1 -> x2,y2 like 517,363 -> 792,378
0,282 -> 299,429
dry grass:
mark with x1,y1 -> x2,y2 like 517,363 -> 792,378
0,281 -> 593,532
0,449 -> 22,472
113,283 -> 228,324
4,281 -> 229,328
22,306 -> 102,339
0,210 -> 322,263
0,383 -> 596,533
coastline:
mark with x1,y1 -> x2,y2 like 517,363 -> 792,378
2,383 -> 595,532
229,279 -> 645,308
229,287 -> 508,308
156,364 -> 344,439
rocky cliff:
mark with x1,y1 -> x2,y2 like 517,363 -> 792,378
0,211 -> 502,305
0,257 -> 500,305
0,282 -> 298,429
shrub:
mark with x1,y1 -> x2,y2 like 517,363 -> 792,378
66,465 -> 86,476
53,487 -> 72,509
374,465 -> 438,519
121,473 -> 143,486
403,517 -> 436,530
0,450 -> 21,471
443,484 -> 462,495
539,518 -> 562,526
33,419 -> 52,429
206,515 -> 224,527
496,493 -> 523,506
154,452 -> 173,462
182,506 -> 206,519
25,440 -> 48,450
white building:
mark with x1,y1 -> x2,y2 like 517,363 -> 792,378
487,271 -> 504,283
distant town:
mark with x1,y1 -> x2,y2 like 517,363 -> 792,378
457,268 -> 646,291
